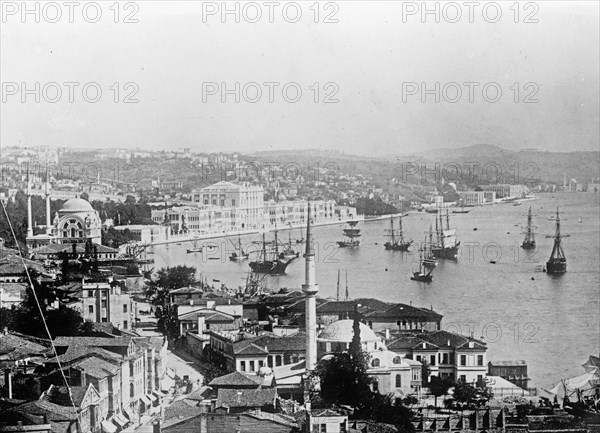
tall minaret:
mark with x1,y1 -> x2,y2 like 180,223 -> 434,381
45,164 -> 51,234
26,162 -> 33,238
302,201 -> 319,373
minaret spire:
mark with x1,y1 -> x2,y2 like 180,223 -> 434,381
302,201 -> 319,374
26,161 -> 33,238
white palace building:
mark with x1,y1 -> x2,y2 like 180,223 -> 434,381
150,181 -> 359,235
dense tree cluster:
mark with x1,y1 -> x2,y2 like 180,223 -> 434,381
0,270 -> 88,338
145,265 -> 198,340
311,314 -> 415,432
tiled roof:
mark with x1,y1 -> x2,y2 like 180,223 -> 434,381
215,388 -> 277,409
208,371 -> 263,387
0,254 -> 46,276
178,308 -> 235,322
387,335 -> 439,351
353,298 -> 394,312
11,399 -> 78,421
233,332 -> 306,355
73,356 -> 120,378
0,333 -> 51,360
0,282 -> 27,297
365,303 -> 442,320
163,400 -> 204,427
311,408 -> 343,417
51,345 -> 122,364
44,384 -> 89,407
53,336 -> 132,348
419,330 -> 486,350
32,243 -> 118,255
489,360 -> 527,366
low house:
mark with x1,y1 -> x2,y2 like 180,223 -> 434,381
488,360 -> 530,390
364,303 -> 443,333
214,388 -> 278,413
162,411 -> 298,433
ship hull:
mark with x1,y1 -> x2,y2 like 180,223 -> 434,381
384,241 -> 412,251
411,272 -> 433,282
546,259 -> 567,274
337,240 -> 360,248
249,259 -> 293,275
432,244 -> 459,260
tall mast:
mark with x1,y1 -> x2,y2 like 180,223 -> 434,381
550,208 -> 565,260
390,217 -> 395,244
398,215 -> 403,244
262,232 -> 267,262
345,271 -> 349,301
274,228 -> 279,257
445,208 -> 450,230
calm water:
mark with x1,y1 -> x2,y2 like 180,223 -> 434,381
152,193 -> 600,388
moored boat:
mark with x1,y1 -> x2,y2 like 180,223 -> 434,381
546,207 -> 569,275
521,206 -> 536,250
384,215 -> 413,251
337,220 -> 361,248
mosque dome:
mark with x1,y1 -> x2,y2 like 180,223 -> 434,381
318,320 -> 379,343
60,198 -> 94,213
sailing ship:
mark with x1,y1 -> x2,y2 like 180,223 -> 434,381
186,238 -> 203,253
423,225 -> 438,268
337,221 -> 361,248
249,232 -> 297,275
384,215 -> 413,251
452,200 -> 471,214
279,232 -> 300,260
545,208 -> 568,275
521,206 -> 536,249
229,235 -> 249,261
411,243 -> 434,282
432,209 -> 460,260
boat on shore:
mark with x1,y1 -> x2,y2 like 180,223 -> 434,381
545,207 -> 568,275
384,215 -> 412,251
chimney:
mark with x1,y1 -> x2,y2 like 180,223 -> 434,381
385,328 -> 390,340
197,316 -> 205,335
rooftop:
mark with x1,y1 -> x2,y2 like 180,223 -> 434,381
215,388 -> 277,409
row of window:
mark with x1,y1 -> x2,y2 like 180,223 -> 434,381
87,303 -> 128,313
414,353 -> 484,366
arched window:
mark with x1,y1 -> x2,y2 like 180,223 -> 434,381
275,355 -> 282,367
371,358 -> 380,367
393,356 -> 402,364
395,374 -> 402,388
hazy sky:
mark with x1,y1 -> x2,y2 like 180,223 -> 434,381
1,1 -> 598,156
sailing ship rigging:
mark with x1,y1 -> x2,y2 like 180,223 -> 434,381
384,215 -> 413,251
411,238 -> 434,282
229,234 -> 249,261
249,231 -> 297,275
521,206 -> 536,249
432,209 -> 460,260
423,225 -> 438,268
337,221 -> 361,248
279,232 -> 299,260
545,207 -> 568,275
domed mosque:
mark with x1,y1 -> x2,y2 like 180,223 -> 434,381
26,197 -> 102,248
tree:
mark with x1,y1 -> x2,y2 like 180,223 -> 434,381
421,359 -> 431,386
146,265 -> 198,307
452,381 -> 493,408
429,376 -> 453,407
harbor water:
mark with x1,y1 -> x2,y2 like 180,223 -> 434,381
151,192 -> 600,389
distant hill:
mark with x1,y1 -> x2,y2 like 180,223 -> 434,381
388,144 -> 599,184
